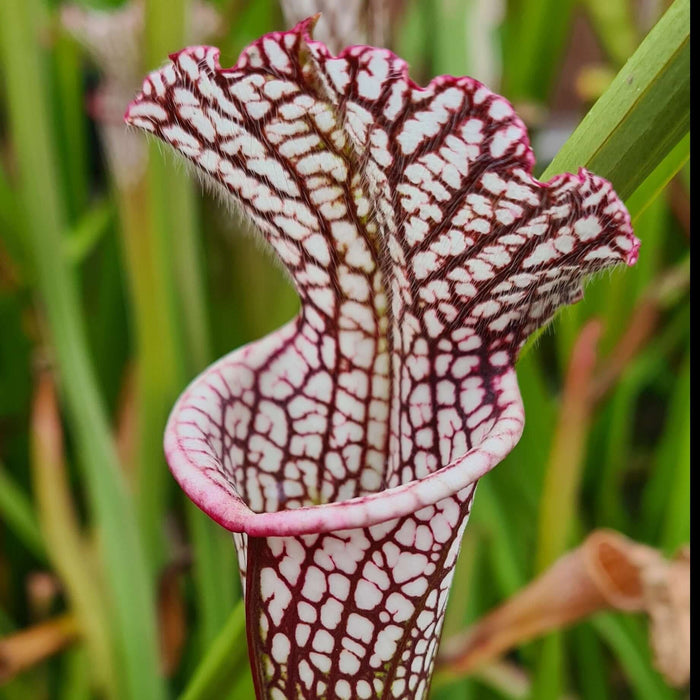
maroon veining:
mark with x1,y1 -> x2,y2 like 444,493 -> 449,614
125,17 -> 638,699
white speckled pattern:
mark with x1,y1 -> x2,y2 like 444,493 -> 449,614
126,17 -> 638,699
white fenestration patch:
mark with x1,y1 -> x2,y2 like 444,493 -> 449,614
357,53 -> 389,100
575,215 -> 603,241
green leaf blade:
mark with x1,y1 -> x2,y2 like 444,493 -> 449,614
543,0 -> 690,200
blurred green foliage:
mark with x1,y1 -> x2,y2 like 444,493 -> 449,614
0,0 -> 689,698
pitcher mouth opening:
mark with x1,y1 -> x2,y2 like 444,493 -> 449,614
164,344 -> 525,538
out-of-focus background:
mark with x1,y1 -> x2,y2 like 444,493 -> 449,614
0,0 -> 689,698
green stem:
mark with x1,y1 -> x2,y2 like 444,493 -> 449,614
0,463 -> 46,561
531,323 -> 600,700
30,375 -> 118,697
184,504 -> 240,647
166,171 -> 213,374
501,0 -> 576,103
136,0 -> 236,646
591,614 -> 674,700
535,322 -> 599,572
179,600 -> 252,700
659,354 -> 690,552
116,179 -> 183,569
53,27 -> 89,221
583,0 -> 639,68
0,3 -> 165,699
